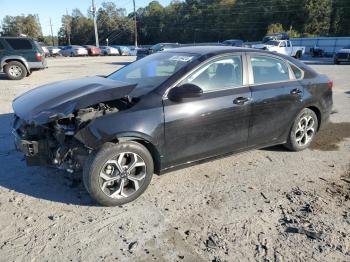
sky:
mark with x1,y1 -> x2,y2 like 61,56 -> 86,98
0,0 -> 172,36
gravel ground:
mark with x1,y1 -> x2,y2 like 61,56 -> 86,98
0,56 -> 349,262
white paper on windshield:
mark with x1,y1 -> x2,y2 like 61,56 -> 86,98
169,56 -> 194,62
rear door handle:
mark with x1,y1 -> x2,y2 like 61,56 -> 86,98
290,88 -> 302,95
233,97 -> 250,105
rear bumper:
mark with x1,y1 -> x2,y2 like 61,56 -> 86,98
319,93 -> 333,130
335,53 -> 350,61
320,109 -> 331,130
28,61 -> 46,70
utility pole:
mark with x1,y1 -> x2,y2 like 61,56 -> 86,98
49,18 -> 54,46
133,0 -> 138,47
66,9 -> 71,45
92,0 -> 99,47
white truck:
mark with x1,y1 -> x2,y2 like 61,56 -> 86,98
253,40 -> 305,59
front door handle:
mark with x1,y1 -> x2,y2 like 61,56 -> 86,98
290,88 -> 302,95
233,97 -> 250,105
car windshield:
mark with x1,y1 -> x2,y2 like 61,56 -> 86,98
265,41 -> 280,46
107,52 -> 198,90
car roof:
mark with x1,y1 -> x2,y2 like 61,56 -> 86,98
0,36 -> 33,41
163,45 -> 253,55
163,45 -> 313,70
224,39 -> 243,42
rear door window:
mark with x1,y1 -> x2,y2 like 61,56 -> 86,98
250,55 -> 290,84
33,41 -> 44,52
5,38 -> 33,50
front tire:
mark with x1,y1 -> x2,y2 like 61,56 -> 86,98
284,108 -> 318,151
4,61 -> 27,80
83,142 -> 154,206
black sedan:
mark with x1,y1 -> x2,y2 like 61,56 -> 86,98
12,46 -> 333,206
334,45 -> 350,64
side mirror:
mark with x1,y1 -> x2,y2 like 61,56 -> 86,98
168,84 -> 203,101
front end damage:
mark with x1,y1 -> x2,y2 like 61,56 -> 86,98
13,98 -> 134,173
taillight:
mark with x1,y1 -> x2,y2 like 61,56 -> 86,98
327,80 -> 333,89
35,52 -> 42,61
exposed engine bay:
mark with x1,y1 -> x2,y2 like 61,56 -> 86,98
13,97 -> 135,173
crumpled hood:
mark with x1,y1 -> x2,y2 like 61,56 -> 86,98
12,76 -> 136,125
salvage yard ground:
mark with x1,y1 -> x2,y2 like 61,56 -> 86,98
0,56 -> 349,261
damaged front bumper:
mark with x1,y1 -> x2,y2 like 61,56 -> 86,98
12,115 -> 89,172
13,131 -> 42,165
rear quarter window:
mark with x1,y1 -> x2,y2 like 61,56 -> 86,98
0,41 -> 4,50
5,38 -> 33,50
290,64 -> 303,79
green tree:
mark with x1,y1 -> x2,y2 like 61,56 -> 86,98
304,0 -> 332,36
267,23 -> 285,35
97,2 -> 133,45
1,14 -> 43,38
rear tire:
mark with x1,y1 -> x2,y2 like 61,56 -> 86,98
295,51 -> 302,59
284,108 -> 318,151
83,141 -> 154,206
4,61 -> 27,80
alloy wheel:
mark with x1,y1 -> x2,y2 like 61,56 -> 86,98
295,115 -> 315,146
98,152 -> 147,199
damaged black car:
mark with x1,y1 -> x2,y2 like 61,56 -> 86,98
12,46 -> 333,206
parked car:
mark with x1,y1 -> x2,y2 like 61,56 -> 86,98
12,46 -> 333,206
127,46 -> 138,56
334,45 -> 350,64
48,46 -> 62,57
136,43 -> 180,60
222,39 -> 244,47
39,43 -> 50,57
60,45 -> 88,57
100,46 -> 119,56
262,32 -> 289,43
83,45 -> 101,56
112,45 -> 130,56
253,40 -> 305,59
0,37 -> 46,80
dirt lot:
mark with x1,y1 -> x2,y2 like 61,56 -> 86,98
0,56 -> 349,262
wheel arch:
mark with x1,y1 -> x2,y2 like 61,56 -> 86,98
306,105 -> 322,131
109,136 -> 162,175
284,104 -> 322,142
1,56 -> 29,72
